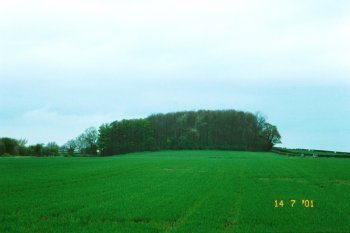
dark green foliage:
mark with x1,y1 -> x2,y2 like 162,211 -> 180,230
0,138 -> 28,156
97,123 -> 113,155
0,138 -> 62,157
63,139 -> 77,155
1,110 -> 281,157
63,127 -> 98,156
26,143 -> 60,157
98,119 -> 155,156
27,143 -> 44,156
98,110 -> 281,155
0,140 -> 6,155
0,138 -> 19,155
45,142 -> 60,156
78,127 -> 98,155
17,138 -> 28,156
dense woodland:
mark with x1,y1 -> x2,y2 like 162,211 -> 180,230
98,110 -> 281,156
0,110 -> 281,157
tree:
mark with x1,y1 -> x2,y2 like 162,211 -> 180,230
261,123 -> 281,150
0,140 -> 5,155
97,123 -> 112,155
77,109 -> 282,156
97,119 -> 155,155
45,142 -> 59,156
63,139 -> 77,155
73,127 -> 98,155
27,143 -> 44,156
145,110 -> 281,152
0,138 -> 19,155
17,138 -> 28,156
82,127 -> 98,155
75,134 -> 87,154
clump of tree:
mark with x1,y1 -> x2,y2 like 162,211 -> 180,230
0,138 -> 60,157
97,110 -> 281,156
1,109 -> 281,157
98,119 -> 155,156
0,137 -> 22,156
62,127 -> 98,156
63,139 -> 77,155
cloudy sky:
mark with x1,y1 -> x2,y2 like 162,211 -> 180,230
1,0 -> 349,151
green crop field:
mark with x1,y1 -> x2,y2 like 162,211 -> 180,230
0,151 -> 349,233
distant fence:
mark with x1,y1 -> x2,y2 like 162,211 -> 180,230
58,149 -> 95,157
272,147 -> 350,159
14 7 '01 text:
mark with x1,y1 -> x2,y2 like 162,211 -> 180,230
274,200 -> 315,208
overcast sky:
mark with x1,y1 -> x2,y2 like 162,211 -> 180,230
1,0 -> 349,151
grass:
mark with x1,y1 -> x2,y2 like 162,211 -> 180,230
0,150 -> 349,233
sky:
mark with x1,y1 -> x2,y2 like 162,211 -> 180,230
1,0 -> 349,151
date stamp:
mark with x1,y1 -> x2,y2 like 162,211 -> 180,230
274,200 -> 315,208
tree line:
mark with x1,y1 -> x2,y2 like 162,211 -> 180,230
97,110 -> 281,156
0,138 -> 60,157
0,127 -> 98,157
0,110 -> 281,157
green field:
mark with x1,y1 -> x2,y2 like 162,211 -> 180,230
1,151 -> 349,233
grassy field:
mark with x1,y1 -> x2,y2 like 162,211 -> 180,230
0,151 -> 349,233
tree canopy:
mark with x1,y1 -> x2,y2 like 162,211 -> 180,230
97,110 -> 281,156
1,109 -> 281,157
0,138 -> 60,157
